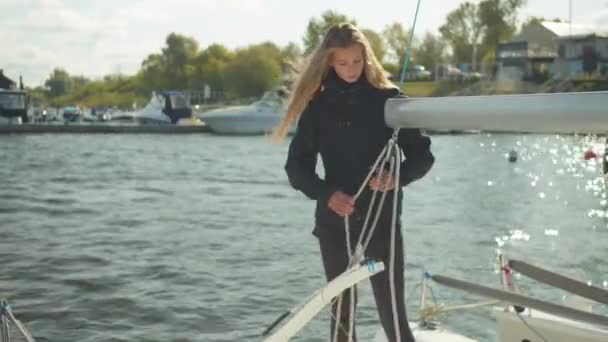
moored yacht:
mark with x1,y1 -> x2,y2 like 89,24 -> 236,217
62,106 -> 82,122
199,90 -> 292,135
0,70 -> 28,124
132,91 -> 199,125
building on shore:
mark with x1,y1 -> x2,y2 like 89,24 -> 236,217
496,21 -> 608,81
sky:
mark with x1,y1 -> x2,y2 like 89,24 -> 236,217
2,0 -> 608,87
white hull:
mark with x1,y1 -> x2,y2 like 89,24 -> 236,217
374,326 -> 477,342
133,96 -> 172,124
200,92 -> 293,135
0,116 -> 22,125
202,110 -> 287,135
496,308 -> 608,342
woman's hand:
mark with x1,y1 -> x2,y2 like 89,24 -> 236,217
369,172 -> 396,192
327,191 -> 355,217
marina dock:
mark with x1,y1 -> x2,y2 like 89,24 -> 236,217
0,123 -> 212,134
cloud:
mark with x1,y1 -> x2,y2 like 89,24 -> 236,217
594,8 -> 608,25
7,0 -> 604,87
1,0 -> 134,84
22,5 -> 96,33
2,0 -> 279,85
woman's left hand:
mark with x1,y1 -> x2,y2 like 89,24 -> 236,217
369,173 -> 396,192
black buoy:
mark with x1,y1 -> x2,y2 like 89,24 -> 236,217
508,149 -> 518,163
603,138 -> 608,175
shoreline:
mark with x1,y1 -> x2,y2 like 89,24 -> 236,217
0,123 -> 212,134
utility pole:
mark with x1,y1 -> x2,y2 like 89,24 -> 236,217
569,0 -> 572,35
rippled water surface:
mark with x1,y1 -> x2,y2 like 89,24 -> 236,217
1,133 -> 607,342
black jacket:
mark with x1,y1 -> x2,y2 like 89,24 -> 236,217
285,70 -> 434,237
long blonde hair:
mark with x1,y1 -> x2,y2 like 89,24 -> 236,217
271,23 -> 396,142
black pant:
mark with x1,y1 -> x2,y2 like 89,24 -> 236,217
317,222 -> 416,342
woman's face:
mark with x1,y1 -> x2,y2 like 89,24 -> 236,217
330,44 -> 364,83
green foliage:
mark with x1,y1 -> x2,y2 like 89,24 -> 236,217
415,33 -> 448,73
280,42 -> 302,63
191,43 -> 234,93
382,63 -> 400,79
46,75 -> 145,108
439,0 -> 525,64
478,0 -> 526,58
383,22 -> 414,66
401,81 -> 436,97
361,28 -> 386,63
520,16 -> 562,32
44,68 -> 72,97
162,33 -> 199,89
439,2 -> 482,65
302,10 -> 357,54
223,44 -> 282,99
37,3 -> 532,108
27,86 -> 48,106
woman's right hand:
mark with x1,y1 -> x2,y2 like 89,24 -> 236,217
327,191 -> 355,217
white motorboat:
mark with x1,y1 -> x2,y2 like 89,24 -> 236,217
62,106 -> 82,122
132,91 -> 200,125
199,91 -> 293,135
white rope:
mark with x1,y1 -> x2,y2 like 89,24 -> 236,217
332,136 -> 404,342
347,285 -> 355,341
348,141 -> 396,266
334,143 -> 393,341
361,157 -> 395,253
332,295 -> 343,342
389,146 -> 402,342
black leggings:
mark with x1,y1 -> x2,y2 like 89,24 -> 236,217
317,224 -> 416,342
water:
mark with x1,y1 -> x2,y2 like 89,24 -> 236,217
0,133 -> 607,342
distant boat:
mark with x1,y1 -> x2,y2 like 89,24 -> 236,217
132,91 -> 199,125
0,70 -> 28,125
62,106 -> 82,122
199,91 -> 293,135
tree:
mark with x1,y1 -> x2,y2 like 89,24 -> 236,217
161,33 -> 200,89
193,43 -> 233,94
27,86 -> 48,107
200,43 -> 233,63
520,16 -> 561,32
136,33 -> 201,92
70,75 -> 90,91
439,2 -> 483,67
280,42 -> 302,62
383,22 -> 414,67
255,41 -> 283,65
415,32 -> 448,74
302,10 -> 356,54
361,28 -> 386,63
479,0 -> 526,60
224,44 -> 281,99
44,68 -> 71,97
138,53 -> 165,95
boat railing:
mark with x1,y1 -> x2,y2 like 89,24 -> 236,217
0,299 -> 35,342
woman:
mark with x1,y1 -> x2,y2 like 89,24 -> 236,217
273,23 -> 434,342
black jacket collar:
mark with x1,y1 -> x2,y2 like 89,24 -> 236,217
322,68 -> 369,94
